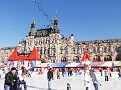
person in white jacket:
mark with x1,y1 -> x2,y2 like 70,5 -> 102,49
84,70 -> 90,90
19,73 -> 27,90
90,70 -> 101,90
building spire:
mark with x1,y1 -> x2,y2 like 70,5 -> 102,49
54,15 -> 58,25
30,18 -> 35,29
29,18 -> 36,36
51,14 -> 60,33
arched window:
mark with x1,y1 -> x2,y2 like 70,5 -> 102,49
60,48 -> 63,54
95,55 -> 101,61
108,46 -> 111,52
51,46 -> 56,55
34,40 -> 37,45
93,47 -> 96,53
73,48 -> 76,54
104,55 -> 112,61
30,40 -> 32,45
27,47 -> 31,54
80,48 -> 84,54
40,47 -> 43,54
97,47 -> 100,53
73,56 -> 79,62
39,40 -> 41,45
77,49 -> 79,54
61,57 -> 67,62
53,48 -> 56,55
46,38 -> 49,44
64,47 -> 67,54
37,47 -> 39,52
116,54 -> 121,61
104,47 -> 107,53
47,48 -> 50,54
44,48 -> 46,54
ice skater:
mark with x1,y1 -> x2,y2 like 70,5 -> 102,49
47,68 -> 53,90
84,70 -> 90,90
67,83 -> 71,90
104,69 -> 109,81
4,67 -> 17,90
56,69 -> 60,79
90,70 -> 101,90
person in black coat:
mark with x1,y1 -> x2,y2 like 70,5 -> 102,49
4,67 -> 17,90
47,68 -> 53,90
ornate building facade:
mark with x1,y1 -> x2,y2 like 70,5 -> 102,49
16,16 -> 121,62
0,47 -> 15,63
0,16 -> 121,63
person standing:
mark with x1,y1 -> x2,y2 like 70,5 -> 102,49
99,68 -> 102,76
104,69 -> 109,81
19,73 -> 27,90
84,70 -> 90,90
47,68 -> 53,90
118,67 -> 121,77
56,69 -> 60,79
4,67 -> 17,90
62,68 -> 65,77
0,68 -> 2,79
91,70 -> 101,90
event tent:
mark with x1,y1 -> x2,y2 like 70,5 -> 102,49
52,62 -> 69,68
0,63 -> 6,68
101,61 -> 120,67
65,62 -> 81,68
7,47 -> 41,68
116,61 -> 121,67
90,62 -> 104,67
7,48 -> 19,61
81,51 -> 91,61
36,63 -> 53,68
28,47 -> 41,60
7,47 -> 41,61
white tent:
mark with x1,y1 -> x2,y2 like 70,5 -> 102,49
65,62 -> 81,67
36,63 -> 53,68
101,61 -> 120,67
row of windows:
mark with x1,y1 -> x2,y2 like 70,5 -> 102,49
60,55 -> 114,62
27,39 -> 58,45
59,46 -> 115,54
38,46 -> 115,55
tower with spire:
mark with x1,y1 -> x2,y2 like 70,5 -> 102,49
28,19 -> 36,36
51,15 -> 60,33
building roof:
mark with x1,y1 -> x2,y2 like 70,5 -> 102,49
7,47 -> 41,61
28,47 -> 41,60
7,48 -> 19,61
35,28 -> 52,37
81,51 -> 91,61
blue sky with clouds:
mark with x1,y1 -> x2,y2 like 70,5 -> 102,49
0,0 -> 121,47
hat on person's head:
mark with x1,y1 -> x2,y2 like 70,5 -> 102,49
11,67 -> 17,71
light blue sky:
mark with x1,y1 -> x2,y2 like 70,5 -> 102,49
0,0 -> 121,47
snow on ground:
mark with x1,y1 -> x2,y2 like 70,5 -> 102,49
0,71 -> 121,90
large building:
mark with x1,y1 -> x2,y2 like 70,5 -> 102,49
17,16 -> 121,63
1,16 -> 121,63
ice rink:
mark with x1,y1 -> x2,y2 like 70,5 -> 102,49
0,71 -> 121,90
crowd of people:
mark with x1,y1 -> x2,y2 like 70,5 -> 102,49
1,66 -> 121,90
46,66 -> 121,90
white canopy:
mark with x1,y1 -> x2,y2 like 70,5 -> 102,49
65,62 -> 81,67
101,61 -> 120,67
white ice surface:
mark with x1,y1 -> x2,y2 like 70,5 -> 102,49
0,71 -> 121,90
